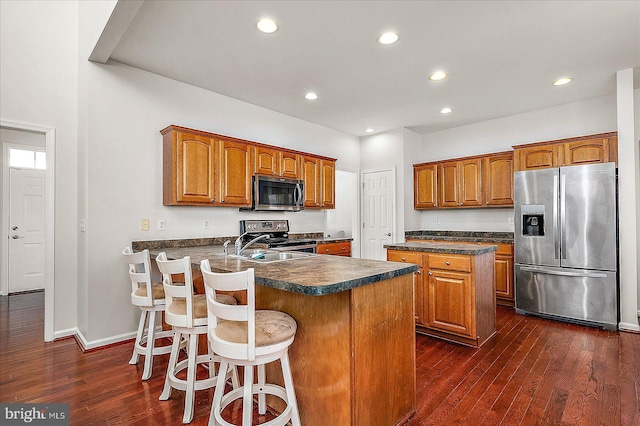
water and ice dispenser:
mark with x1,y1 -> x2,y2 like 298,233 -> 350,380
520,205 -> 545,236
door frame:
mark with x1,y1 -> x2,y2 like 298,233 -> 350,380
360,167 -> 397,260
1,120 -> 55,342
332,167 -> 361,258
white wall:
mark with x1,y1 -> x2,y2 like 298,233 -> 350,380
419,94 -> 618,231
79,59 -> 359,341
360,129 -> 404,242
0,0 -> 79,333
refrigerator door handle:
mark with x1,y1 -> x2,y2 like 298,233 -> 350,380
560,173 -> 567,260
519,266 -> 607,279
553,174 -> 560,260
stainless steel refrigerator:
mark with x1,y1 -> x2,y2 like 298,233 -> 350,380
514,162 -> 618,330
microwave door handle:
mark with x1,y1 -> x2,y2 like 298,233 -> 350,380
295,183 -> 303,207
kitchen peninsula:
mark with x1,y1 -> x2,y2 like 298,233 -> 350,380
135,241 -> 418,426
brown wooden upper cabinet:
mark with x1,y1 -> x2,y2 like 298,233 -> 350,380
414,164 -> 438,209
483,152 -> 514,206
513,133 -> 617,171
302,155 -> 335,209
217,138 -> 253,206
254,146 -> 301,179
165,130 -> 217,204
414,151 -> 513,209
162,125 -> 335,208
439,159 -> 483,208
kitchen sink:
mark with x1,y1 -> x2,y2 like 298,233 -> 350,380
230,249 -> 316,263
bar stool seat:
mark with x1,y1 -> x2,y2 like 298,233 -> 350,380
123,247 -> 181,381
156,252 -> 239,424
201,259 -> 301,426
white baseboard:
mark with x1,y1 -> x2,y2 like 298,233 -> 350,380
74,329 -> 137,351
53,327 -> 76,340
618,322 -> 640,332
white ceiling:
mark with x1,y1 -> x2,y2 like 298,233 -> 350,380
103,1 -> 640,137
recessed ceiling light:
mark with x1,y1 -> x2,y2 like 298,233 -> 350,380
257,18 -> 278,33
553,77 -> 573,86
378,32 -> 399,45
440,107 -> 453,114
430,71 -> 448,81
365,128 -> 375,133
304,92 -> 318,100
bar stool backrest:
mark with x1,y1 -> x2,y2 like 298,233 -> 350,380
156,252 -> 196,328
200,259 -> 257,362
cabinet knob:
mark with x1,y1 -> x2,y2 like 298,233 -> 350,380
445,261 -> 450,265
401,257 -> 406,261
342,247 -> 346,251
325,249 -> 329,253
416,270 -> 421,275
211,198 -> 215,202
428,271 -> 432,275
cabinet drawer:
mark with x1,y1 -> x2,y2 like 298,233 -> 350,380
428,254 -> 471,272
387,251 -> 424,266
318,241 -> 351,256
495,243 -> 513,256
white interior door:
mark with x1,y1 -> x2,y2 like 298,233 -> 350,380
9,168 -> 45,292
362,169 -> 395,260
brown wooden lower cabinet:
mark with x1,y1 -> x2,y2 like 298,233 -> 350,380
406,239 -> 514,307
387,249 -> 496,348
317,240 -> 352,256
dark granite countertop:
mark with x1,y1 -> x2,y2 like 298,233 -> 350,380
146,244 -> 415,296
385,241 -> 498,255
404,230 -> 513,244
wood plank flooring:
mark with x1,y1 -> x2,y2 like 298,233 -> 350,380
1,292 -> 639,425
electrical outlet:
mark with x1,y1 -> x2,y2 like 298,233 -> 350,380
141,219 -> 149,231
158,219 -> 166,231
79,219 -> 86,233
435,218 -> 441,225
508,217 -> 514,225
204,220 -> 210,229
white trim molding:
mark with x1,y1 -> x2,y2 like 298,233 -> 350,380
73,328 -> 137,352
0,120 -> 56,342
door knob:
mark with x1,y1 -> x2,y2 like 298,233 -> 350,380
12,226 -> 18,231
11,235 -> 23,239
386,233 -> 392,236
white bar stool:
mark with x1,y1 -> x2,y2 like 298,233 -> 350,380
156,252 -> 239,424
123,247 -> 178,380
201,259 -> 301,426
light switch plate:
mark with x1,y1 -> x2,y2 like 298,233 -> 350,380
141,219 -> 149,231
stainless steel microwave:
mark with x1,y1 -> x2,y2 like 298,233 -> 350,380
246,175 -> 304,211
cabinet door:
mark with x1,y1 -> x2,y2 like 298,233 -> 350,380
254,146 -> 279,176
302,156 -> 321,208
458,159 -> 482,206
387,251 -> 424,325
439,161 -> 459,208
280,151 -> 301,179
427,269 -> 474,338
495,254 -> 513,302
483,152 -> 514,206
562,138 -> 611,166
175,132 -> 216,204
414,164 -> 438,209
515,145 -> 559,171
320,160 -> 335,209
218,139 -> 252,206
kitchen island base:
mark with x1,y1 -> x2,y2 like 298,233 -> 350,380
256,274 -> 416,426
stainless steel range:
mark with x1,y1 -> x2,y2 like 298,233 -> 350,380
239,220 -> 317,253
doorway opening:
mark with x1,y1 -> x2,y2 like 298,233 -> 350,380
1,122 -> 55,341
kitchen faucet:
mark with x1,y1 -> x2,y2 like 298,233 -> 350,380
235,233 -> 270,256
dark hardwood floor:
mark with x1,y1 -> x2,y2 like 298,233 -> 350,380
1,292 -> 639,425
